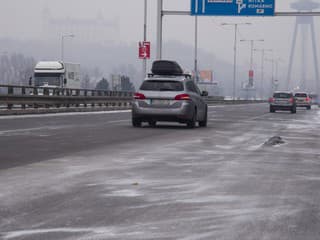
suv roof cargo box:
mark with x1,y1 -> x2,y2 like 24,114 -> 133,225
151,60 -> 183,76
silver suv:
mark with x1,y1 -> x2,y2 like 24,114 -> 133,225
132,62 -> 208,128
294,92 -> 311,110
269,91 -> 296,114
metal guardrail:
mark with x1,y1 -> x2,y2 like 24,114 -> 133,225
0,84 -> 266,115
0,84 -> 133,110
204,97 -> 266,105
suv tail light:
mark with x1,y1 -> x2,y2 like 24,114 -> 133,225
268,97 -> 275,103
134,92 -> 146,100
289,97 -> 294,103
175,94 -> 191,100
306,97 -> 310,102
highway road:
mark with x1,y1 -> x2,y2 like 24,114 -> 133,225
1,104 -> 320,239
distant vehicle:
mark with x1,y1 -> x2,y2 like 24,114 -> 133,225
294,92 -> 311,110
34,61 -> 81,89
269,91 -> 296,114
132,60 -> 208,128
309,93 -> 319,106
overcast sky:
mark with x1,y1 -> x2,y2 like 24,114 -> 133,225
0,0 -> 320,86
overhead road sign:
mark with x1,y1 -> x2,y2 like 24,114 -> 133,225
191,0 -> 275,16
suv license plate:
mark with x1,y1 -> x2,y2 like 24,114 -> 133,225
152,100 -> 171,105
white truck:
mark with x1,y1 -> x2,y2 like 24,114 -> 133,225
34,61 -> 81,89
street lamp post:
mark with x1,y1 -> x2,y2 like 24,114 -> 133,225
240,39 -> 264,99
195,16 -> 199,83
142,0 -> 148,78
222,23 -> 251,100
265,57 -> 275,96
254,48 -> 273,99
240,39 -> 264,72
61,34 -> 75,62
156,0 -> 163,60
274,57 -> 284,91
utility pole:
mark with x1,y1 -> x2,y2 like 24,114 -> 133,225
222,22 -> 251,100
265,56 -> 275,96
240,39 -> 264,76
274,57 -> 283,91
143,0 -> 147,77
156,0 -> 163,60
254,48 -> 273,99
194,16 -> 199,82
240,39 -> 264,99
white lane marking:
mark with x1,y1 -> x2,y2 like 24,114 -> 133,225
208,113 -> 270,122
208,105 -> 225,109
0,110 -> 131,120
208,103 -> 267,109
0,126 -> 67,135
105,120 -> 130,124
0,120 -> 129,136
2,228 -> 114,239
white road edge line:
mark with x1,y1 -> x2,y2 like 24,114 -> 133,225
0,110 -> 131,120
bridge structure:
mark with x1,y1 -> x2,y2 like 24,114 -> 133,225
286,0 -> 320,94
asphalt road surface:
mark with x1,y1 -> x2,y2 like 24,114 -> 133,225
1,104 -> 320,240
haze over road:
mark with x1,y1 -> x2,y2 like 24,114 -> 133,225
1,104 -> 320,239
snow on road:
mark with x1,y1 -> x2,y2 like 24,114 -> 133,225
1,106 -> 320,239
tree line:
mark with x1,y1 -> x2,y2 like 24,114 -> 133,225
0,53 -> 135,92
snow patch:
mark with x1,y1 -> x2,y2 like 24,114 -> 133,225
104,189 -> 142,197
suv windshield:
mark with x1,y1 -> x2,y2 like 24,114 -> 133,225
273,93 -> 292,98
140,80 -> 184,91
295,93 -> 307,98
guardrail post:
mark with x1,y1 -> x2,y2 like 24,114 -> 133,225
98,91 -> 102,107
91,90 -> 95,107
7,86 -> 13,109
75,90 -> 80,107
33,87 -> 38,95
84,90 -> 87,107
21,87 -> 26,109
66,89 -> 70,108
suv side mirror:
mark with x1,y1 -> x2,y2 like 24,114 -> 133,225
201,91 -> 208,97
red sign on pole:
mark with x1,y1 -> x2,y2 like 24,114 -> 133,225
249,70 -> 254,78
139,41 -> 151,59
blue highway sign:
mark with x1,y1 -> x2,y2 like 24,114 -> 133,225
191,0 -> 275,16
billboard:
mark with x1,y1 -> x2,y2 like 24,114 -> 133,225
199,70 -> 213,83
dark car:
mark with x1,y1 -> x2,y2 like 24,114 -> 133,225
269,91 -> 296,114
